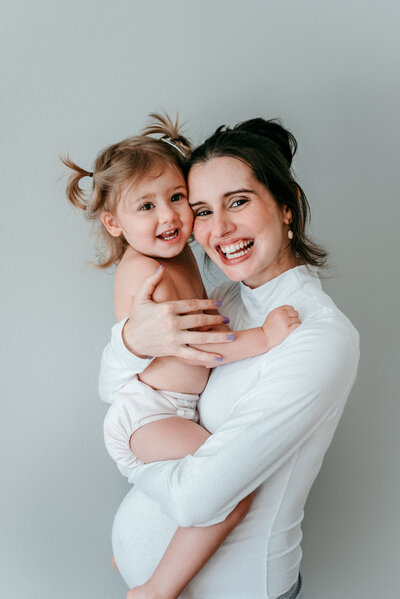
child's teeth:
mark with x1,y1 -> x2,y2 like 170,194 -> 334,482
161,230 -> 178,239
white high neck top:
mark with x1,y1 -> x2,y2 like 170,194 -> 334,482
99,266 -> 359,598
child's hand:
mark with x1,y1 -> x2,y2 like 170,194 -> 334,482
262,305 -> 300,351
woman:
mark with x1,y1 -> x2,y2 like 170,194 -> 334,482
99,118 -> 359,599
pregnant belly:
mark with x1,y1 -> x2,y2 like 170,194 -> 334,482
112,486 -> 177,588
112,487 -> 269,598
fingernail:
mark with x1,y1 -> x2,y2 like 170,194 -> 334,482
215,356 -> 223,362
214,300 -> 222,307
222,317 -> 230,324
226,334 -> 236,340
156,265 -> 164,273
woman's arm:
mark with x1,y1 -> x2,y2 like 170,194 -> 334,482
127,318 -> 360,527
98,267 -> 238,403
98,318 -> 153,403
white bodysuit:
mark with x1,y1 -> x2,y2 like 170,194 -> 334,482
99,266 -> 360,599
104,375 -> 199,472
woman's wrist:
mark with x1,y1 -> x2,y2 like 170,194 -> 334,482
122,317 -> 153,359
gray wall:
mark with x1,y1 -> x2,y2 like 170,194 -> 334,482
1,1 -> 399,597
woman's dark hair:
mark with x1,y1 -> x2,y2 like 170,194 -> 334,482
188,118 -> 327,268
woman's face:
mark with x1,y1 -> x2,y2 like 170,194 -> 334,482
188,156 -> 298,288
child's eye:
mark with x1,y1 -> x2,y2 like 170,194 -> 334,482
171,193 -> 185,202
139,202 -> 155,211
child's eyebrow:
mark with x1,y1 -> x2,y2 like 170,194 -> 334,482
169,185 -> 187,192
137,193 -> 156,200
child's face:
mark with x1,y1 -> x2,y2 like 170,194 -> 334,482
102,165 -> 193,258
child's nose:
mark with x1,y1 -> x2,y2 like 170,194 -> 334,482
159,204 -> 179,224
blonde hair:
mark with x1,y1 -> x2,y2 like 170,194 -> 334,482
62,113 -> 191,268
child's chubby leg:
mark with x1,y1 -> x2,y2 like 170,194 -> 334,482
126,417 -> 253,599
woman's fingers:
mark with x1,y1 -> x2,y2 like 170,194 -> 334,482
168,298 -> 225,314
176,346 -> 224,367
180,329 -> 236,346
136,264 -> 166,302
178,313 -> 228,330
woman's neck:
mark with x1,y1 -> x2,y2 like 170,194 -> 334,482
243,252 -> 301,289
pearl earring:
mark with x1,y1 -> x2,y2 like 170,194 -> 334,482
288,226 -> 294,240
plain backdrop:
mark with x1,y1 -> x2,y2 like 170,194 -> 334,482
1,1 -> 399,598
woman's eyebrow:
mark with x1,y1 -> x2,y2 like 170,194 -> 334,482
189,189 -> 255,207
223,188 -> 254,197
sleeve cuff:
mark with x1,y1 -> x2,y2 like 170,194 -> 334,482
111,318 -> 154,372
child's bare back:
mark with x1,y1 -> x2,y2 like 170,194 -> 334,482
115,244 -> 210,395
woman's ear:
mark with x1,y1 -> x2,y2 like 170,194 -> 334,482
282,205 -> 293,225
101,211 -> 122,237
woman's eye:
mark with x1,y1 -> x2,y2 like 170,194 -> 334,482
139,202 -> 154,211
194,208 -> 212,217
230,198 -> 248,208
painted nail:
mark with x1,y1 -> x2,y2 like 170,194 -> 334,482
222,317 -> 230,324
214,300 -> 222,307
226,334 -> 236,340
215,356 -> 223,362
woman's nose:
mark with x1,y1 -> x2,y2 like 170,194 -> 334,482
213,212 -> 235,239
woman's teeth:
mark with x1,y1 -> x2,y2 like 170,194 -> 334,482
220,240 -> 253,259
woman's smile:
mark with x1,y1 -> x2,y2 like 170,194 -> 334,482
188,156 -> 294,288
216,238 -> 255,263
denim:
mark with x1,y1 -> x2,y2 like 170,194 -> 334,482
276,573 -> 303,599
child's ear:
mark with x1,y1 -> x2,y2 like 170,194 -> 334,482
101,211 -> 122,237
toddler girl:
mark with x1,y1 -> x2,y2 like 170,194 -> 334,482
63,114 -> 300,599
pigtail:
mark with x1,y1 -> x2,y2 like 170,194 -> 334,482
61,155 -> 93,212
142,112 -> 192,157
62,114 -> 190,269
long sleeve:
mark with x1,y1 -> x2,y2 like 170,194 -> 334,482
128,316 -> 360,527
98,318 -> 153,403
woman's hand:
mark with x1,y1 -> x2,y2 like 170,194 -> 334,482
122,267 -> 235,366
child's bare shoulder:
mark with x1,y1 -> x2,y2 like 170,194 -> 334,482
114,247 -> 177,320
115,247 -> 161,295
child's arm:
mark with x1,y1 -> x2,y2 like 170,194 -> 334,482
191,305 -> 301,364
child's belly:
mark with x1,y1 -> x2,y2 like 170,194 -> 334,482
138,356 -> 209,395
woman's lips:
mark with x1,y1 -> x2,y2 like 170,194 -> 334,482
216,239 -> 255,265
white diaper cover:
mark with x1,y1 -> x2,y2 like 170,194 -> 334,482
103,376 -> 200,474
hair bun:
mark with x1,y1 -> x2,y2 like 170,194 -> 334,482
234,118 -> 297,166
